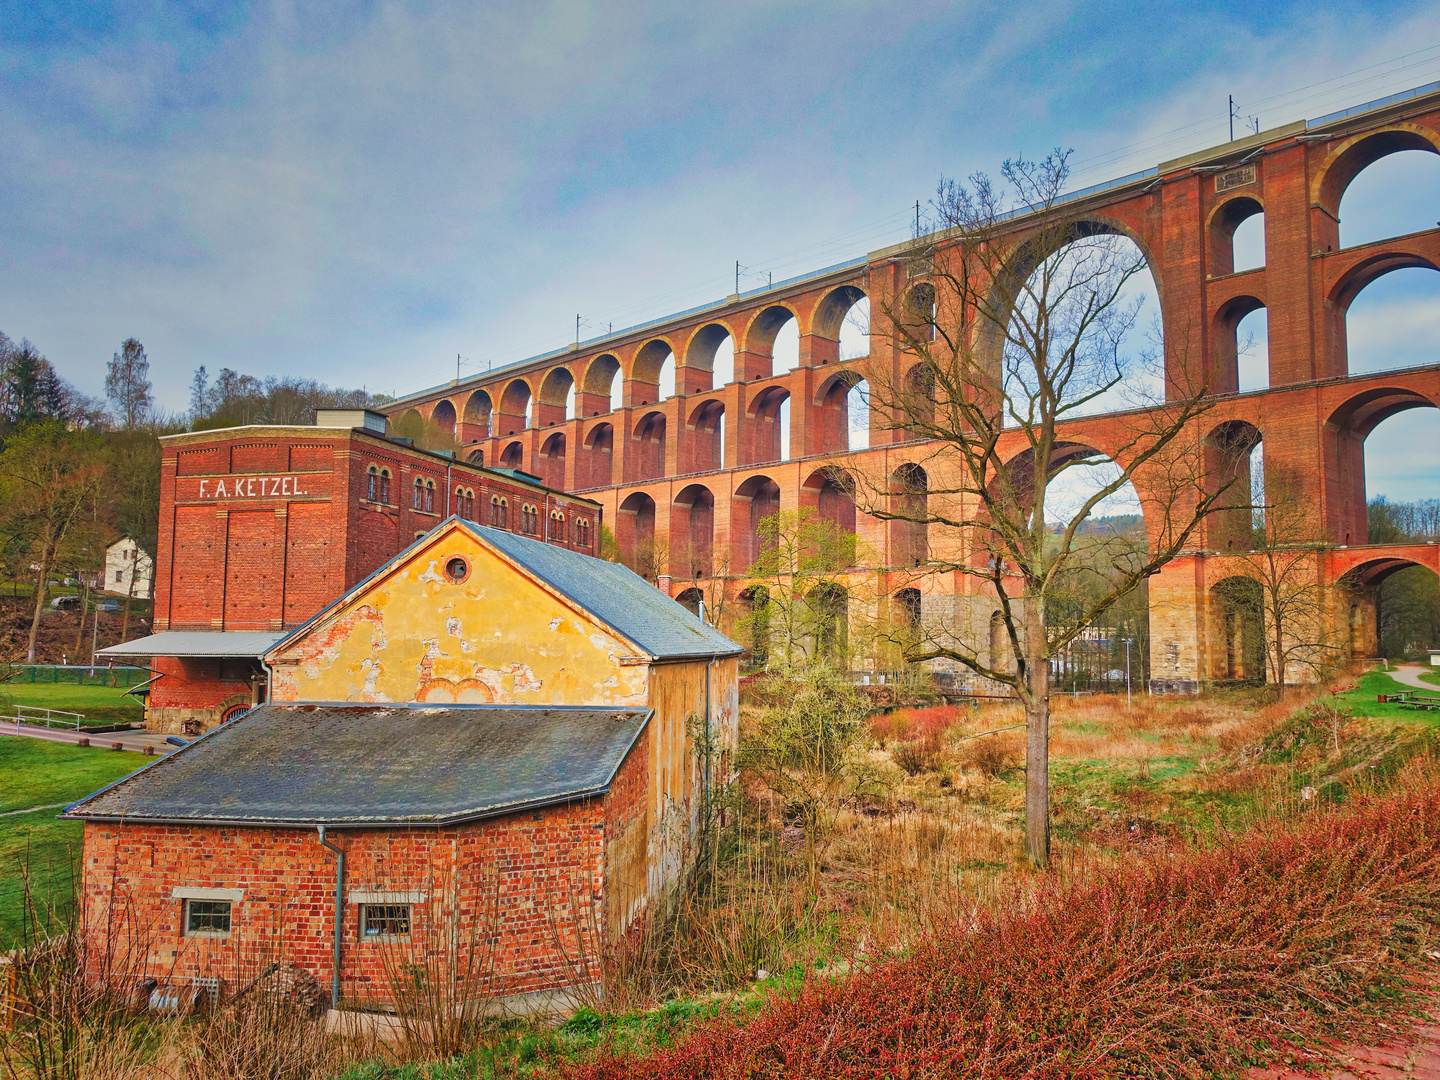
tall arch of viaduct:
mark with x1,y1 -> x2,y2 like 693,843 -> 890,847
384,84 -> 1440,691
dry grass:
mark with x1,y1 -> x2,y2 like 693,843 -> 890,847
570,762 -> 1440,1080
5,673 -> 1410,1079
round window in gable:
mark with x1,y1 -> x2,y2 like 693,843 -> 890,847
445,556 -> 470,583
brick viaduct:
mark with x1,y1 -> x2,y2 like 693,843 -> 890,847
384,84 -> 1440,690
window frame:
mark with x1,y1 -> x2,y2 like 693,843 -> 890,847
183,898 -> 232,938
360,903 -> 412,939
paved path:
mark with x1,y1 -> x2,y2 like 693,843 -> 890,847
0,802 -> 68,817
1250,988 -> 1440,1080
1391,664 -> 1440,691
0,720 -> 175,755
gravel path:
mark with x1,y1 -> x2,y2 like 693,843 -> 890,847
1390,664 -> 1440,691
0,720 -> 174,755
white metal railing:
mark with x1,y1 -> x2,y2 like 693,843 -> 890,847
5,705 -> 86,732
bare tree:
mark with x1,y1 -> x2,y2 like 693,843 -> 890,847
0,421 -> 108,661
1239,466 -> 1345,693
105,338 -> 152,429
743,507 -> 859,668
858,153 -> 1226,867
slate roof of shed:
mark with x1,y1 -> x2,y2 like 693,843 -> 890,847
267,516 -> 741,663
470,522 -> 742,660
64,702 -> 650,827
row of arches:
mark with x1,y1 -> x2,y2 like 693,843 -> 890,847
1210,554 -> 1438,684
1211,132 -> 1440,276
470,371 -> 874,488
410,290 -> 872,443
587,371 -> 1435,583
611,465 -> 929,579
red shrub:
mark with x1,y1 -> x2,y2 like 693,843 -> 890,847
566,784 -> 1440,1079
867,705 -> 962,744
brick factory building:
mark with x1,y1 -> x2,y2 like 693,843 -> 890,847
69,520 -> 741,1011
98,409 -> 603,733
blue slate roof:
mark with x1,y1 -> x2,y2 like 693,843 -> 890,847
64,702 -> 650,827
270,516 -> 740,663
469,522 -> 741,660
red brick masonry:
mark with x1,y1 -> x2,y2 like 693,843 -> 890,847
81,728 -> 649,1006
145,423 -> 602,731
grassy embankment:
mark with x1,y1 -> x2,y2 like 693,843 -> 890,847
7,670 -> 1440,1078
323,669 -> 1440,1078
1,679 -> 146,728
0,737 -> 150,945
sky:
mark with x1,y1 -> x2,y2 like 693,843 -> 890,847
3,0 -> 1439,505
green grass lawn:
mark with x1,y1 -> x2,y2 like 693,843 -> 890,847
1337,668 -> 1440,724
0,739 -> 151,945
1,681 -> 146,727
0,737 -> 152,813
0,809 -> 86,945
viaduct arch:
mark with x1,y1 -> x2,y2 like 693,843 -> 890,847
385,84 -> 1440,690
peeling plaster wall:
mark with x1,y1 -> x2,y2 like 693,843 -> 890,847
267,529 -> 649,708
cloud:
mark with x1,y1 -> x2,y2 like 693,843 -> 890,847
2,0 -> 1440,450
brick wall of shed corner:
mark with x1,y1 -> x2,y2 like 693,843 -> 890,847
605,725 -> 651,941
79,798 -> 610,1006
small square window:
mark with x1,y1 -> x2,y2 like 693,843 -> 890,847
361,904 -> 411,937
185,899 -> 231,936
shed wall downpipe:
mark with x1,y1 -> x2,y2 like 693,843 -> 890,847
703,655 -> 715,832
317,825 -> 344,1010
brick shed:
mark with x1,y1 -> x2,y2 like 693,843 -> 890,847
68,702 -> 649,1011
71,517 -> 741,1010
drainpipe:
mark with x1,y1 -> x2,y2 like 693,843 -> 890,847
703,655 -> 715,835
317,825 -> 344,1010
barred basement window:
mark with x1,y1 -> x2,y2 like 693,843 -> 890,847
361,904 -> 411,937
185,899 -> 231,936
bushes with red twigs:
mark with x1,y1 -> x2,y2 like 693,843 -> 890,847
868,705 -> 962,744
566,776 -> 1440,1079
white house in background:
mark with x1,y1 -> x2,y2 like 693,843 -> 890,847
104,536 -> 153,599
